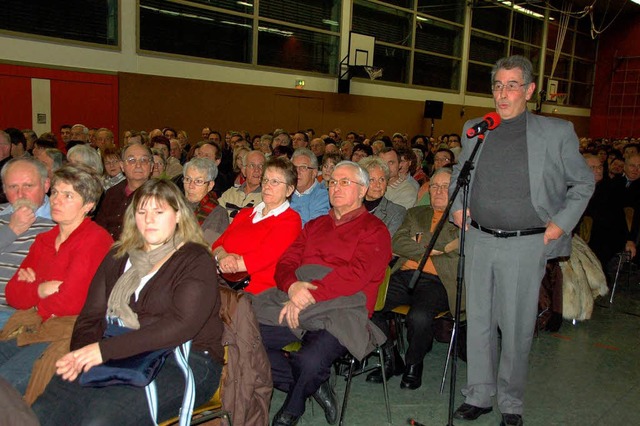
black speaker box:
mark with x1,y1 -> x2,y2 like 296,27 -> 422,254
424,100 -> 444,119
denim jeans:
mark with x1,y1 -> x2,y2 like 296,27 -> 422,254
33,350 -> 221,426
0,339 -> 49,394
0,306 -> 15,329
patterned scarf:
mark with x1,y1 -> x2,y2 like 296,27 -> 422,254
194,191 -> 219,225
106,236 -> 184,329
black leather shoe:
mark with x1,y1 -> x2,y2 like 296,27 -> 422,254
312,380 -> 338,425
500,413 -> 523,426
272,409 -> 301,426
366,345 -> 405,383
400,362 -> 423,389
453,403 -> 493,420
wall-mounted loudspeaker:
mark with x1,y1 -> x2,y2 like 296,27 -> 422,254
424,100 -> 444,119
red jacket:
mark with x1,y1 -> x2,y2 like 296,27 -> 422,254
213,207 -> 301,294
275,206 -> 392,315
5,218 -> 113,320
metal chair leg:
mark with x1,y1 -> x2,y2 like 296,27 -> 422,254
440,322 -> 456,394
338,357 -> 356,426
610,252 -> 629,304
378,346 -> 392,425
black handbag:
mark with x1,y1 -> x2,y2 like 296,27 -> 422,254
219,271 -> 251,291
79,322 -> 171,388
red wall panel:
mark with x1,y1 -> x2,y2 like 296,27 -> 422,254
0,75 -> 32,129
50,80 -> 118,142
591,10 -> 640,138
0,64 -> 118,143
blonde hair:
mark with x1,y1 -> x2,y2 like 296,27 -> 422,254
114,179 -> 209,257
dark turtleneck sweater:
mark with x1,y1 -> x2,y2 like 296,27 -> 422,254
470,111 -> 544,231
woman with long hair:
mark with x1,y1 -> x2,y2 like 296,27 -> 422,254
32,179 -> 224,425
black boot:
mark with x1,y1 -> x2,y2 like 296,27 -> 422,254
366,345 -> 404,383
400,361 -> 423,389
312,380 -> 338,425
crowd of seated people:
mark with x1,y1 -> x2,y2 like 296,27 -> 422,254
0,122 -> 637,425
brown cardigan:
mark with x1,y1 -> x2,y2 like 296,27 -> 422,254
71,242 -> 224,364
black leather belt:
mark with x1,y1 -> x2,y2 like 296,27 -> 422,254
470,220 -> 546,238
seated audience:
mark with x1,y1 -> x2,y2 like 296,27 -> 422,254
37,149 -> 65,182
369,168 -> 459,390
217,150 -> 265,221
0,165 -> 112,394
95,143 -> 152,239
152,136 -> 182,178
32,179 -> 224,425
351,143 -> 372,163
290,148 -> 329,226
319,152 -> 342,186
67,144 -> 104,175
183,158 -> 229,244
359,157 -> 406,236
397,148 -> 420,191
213,157 -> 301,294
582,155 -> 637,268
378,147 -> 418,210
232,146 -> 250,187
102,147 -> 126,190
417,148 -> 455,206
0,158 -> 56,327
151,149 -> 168,179
258,160 -> 391,426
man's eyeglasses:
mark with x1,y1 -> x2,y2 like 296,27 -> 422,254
369,177 -> 387,184
429,183 -> 450,192
492,82 -> 527,92
246,163 -> 264,170
262,178 -> 287,187
184,177 -> 210,186
295,165 -> 316,172
327,178 -> 364,188
124,156 -> 151,166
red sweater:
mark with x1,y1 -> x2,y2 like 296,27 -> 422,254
275,206 -> 392,315
5,218 -> 113,320
213,206 -> 302,294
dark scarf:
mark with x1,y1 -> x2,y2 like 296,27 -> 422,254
106,236 -> 184,329
194,192 -> 219,225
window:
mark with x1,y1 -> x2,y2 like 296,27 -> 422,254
352,0 -> 465,89
140,0 -> 252,64
139,0 -> 340,75
258,23 -> 339,74
259,0 -> 341,32
0,0 -> 117,46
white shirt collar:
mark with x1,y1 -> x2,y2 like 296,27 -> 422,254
294,180 -> 318,196
251,200 -> 291,223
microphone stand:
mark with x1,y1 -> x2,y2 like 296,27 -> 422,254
407,132 -> 486,426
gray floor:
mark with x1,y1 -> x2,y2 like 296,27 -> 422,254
268,293 -> 640,426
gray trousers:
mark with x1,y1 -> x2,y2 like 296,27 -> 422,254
462,226 -> 546,415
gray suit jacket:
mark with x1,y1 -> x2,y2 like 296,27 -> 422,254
372,197 -> 407,237
450,111 -> 594,259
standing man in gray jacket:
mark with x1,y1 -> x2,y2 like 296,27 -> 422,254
450,55 -> 594,426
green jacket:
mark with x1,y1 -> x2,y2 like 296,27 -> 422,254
390,205 -> 464,312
